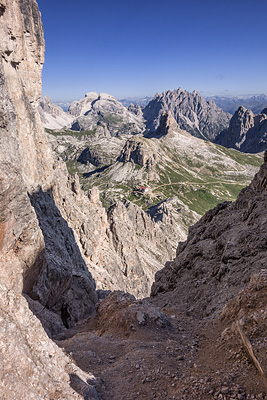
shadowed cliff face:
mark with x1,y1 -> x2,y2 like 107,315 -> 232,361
26,188 -> 97,321
215,106 -> 267,153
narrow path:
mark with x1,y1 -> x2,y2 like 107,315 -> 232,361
153,179 -> 245,191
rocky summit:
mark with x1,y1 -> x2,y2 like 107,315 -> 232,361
143,88 -> 231,140
215,105 -> 267,153
0,1 -> 267,400
69,92 -> 145,136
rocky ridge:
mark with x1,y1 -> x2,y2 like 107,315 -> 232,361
40,88 -> 232,143
143,88 -> 231,140
53,112 -> 261,217
1,1 -> 267,399
39,95 -> 74,129
215,106 -> 267,153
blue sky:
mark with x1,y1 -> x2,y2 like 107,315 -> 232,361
37,0 -> 267,101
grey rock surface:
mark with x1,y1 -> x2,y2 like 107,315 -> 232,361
117,136 -> 158,169
39,95 -> 74,129
69,92 -> 145,136
0,1 -> 98,398
128,103 -> 142,116
143,88 -> 231,140
215,106 -> 267,153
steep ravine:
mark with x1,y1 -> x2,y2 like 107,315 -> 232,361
57,153 -> 267,400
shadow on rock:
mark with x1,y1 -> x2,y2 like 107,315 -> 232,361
69,374 -> 99,400
23,187 -> 97,337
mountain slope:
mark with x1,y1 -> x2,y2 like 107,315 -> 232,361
39,95 -> 74,129
59,153 -> 267,400
47,113 -> 262,289
48,113 -> 261,216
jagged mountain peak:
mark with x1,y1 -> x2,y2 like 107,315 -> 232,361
39,95 -> 74,129
143,87 -> 231,140
99,92 -> 116,100
215,105 -> 267,153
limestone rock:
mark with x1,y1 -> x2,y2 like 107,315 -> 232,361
68,91 -> 99,117
92,291 -> 171,337
128,103 -> 142,116
69,92 -> 145,136
78,146 -> 108,167
117,136 -> 158,169
143,88 -> 231,140
0,0 -> 98,398
155,111 -> 179,137
39,95 -> 74,129
215,106 -> 267,153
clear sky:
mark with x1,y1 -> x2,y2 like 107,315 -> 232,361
37,0 -> 267,101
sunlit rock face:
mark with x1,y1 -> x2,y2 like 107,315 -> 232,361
0,1 -> 99,398
143,88 -> 231,140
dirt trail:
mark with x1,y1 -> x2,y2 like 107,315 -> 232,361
55,290 -> 267,400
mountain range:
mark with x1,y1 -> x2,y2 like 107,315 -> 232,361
40,87 -> 232,140
1,1 -> 267,399
206,93 -> 267,115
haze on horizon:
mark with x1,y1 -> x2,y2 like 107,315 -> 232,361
37,0 -> 267,102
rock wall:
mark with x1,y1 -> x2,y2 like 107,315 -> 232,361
0,1 -> 98,398
0,9 -> 184,396
215,105 -> 267,153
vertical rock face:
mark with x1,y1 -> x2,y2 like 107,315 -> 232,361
0,1 -> 99,398
155,111 -> 179,137
0,0 -> 97,325
215,106 -> 267,153
117,136 -> 158,169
